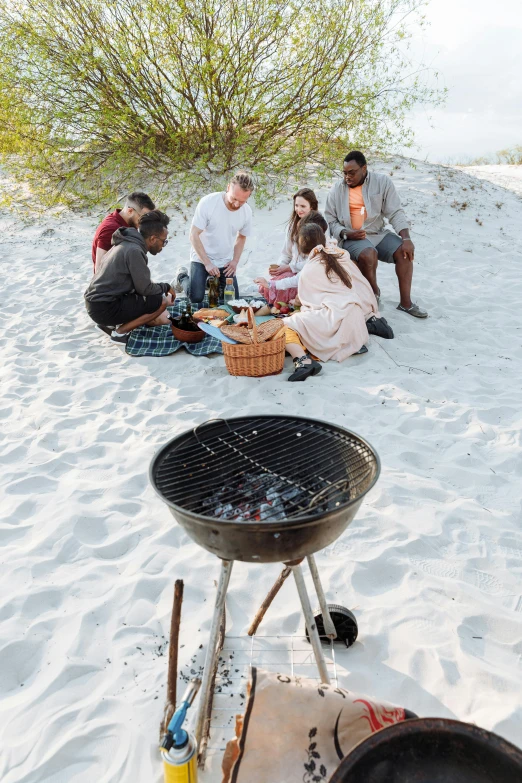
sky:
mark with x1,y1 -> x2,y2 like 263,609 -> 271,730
404,0 -> 522,163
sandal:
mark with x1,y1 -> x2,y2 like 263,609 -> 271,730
397,303 -> 428,318
288,355 -> 322,382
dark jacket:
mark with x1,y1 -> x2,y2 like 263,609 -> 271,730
84,227 -> 170,302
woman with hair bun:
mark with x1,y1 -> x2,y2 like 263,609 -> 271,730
283,221 -> 393,381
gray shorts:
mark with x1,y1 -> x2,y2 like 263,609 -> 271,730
341,232 -> 403,264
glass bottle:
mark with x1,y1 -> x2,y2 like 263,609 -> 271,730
224,278 -> 235,306
208,276 -> 219,308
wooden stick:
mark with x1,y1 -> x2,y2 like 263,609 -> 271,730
247,566 -> 292,636
160,579 -> 184,737
198,604 -> 226,769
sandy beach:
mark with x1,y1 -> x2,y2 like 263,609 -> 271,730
1,159 -> 521,782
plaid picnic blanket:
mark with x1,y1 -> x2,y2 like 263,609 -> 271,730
125,297 -> 223,357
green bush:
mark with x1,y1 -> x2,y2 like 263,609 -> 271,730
0,0 -> 442,207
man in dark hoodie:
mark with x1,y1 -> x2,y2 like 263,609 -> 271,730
85,210 -> 174,343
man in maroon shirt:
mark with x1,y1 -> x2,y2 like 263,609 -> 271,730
91,191 -> 155,272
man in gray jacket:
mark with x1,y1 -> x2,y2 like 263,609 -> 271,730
85,210 -> 174,342
325,151 -> 427,318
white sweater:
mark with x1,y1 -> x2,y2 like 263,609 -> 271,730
274,232 -> 307,290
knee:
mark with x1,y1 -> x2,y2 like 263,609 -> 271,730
393,247 -> 408,264
358,248 -> 378,268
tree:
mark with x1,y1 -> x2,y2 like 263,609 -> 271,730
0,0 -> 442,207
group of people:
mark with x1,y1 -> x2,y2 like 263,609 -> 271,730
84,151 -> 427,381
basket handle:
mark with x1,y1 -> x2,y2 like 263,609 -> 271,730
247,307 -> 259,344
193,418 -> 232,443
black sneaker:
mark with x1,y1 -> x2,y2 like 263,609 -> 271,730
366,315 -> 394,339
96,324 -> 114,337
288,356 -> 322,382
110,330 -> 129,345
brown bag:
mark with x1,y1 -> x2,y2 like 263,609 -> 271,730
222,668 -> 414,783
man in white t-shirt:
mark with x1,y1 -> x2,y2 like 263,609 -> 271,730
175,171 -> 254,302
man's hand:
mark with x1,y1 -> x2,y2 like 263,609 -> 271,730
224,259 -> 238,278
345,229 -> 366,241
254,277 -> 269,287
163,292 -> 175,306
205,262 -> 221,277
401,239 -> 415,262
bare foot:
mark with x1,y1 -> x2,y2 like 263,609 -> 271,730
146,312 -> 170,326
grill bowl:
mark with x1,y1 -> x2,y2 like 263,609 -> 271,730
150,416 -> 380,563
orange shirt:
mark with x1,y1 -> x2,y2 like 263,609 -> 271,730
349,186 -> 366,230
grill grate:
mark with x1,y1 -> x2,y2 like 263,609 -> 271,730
154,416 -> 377,522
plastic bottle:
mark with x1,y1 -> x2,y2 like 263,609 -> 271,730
224,278 -> 235,305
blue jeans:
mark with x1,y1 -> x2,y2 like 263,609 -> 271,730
179,262 -> 239,304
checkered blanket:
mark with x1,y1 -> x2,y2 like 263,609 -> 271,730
125,297 -> 224,357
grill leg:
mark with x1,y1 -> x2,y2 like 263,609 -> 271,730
307,555 -> 336,640
291,563 -> 331,684
195,559 -> 233,749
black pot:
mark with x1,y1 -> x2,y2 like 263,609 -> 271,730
330,718 -> 522,783
149,416 -> 380,563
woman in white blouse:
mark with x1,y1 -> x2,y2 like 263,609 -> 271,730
254,188 -> 319,304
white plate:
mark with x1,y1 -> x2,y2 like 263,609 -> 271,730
197,322 -> 238,344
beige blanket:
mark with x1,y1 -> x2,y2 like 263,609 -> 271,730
222,668 -> 414,783
285,246 -> 379,362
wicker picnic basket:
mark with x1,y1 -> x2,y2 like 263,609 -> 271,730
221,307 -> 286,377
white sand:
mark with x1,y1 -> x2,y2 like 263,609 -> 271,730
455,164 -> 522,197
1,160 -> 521,782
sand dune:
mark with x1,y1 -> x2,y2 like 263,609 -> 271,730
0,160 -> 521,782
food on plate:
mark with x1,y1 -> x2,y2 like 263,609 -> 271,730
229,299 -> 266,314
193,308 -> 229,322
233,310 -> 249,324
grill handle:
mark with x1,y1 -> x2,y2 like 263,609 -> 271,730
307,477 -> 351,509
193,418 -> 232,444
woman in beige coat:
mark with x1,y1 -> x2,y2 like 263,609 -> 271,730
284,222 -> 393,381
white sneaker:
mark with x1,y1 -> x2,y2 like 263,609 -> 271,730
110,329 -> 129,344
173,266 -> 189,293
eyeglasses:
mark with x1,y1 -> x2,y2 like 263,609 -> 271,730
153,237 -> 169,246
343,167 -> 361,177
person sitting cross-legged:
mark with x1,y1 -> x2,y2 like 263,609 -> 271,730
325,150 -> 427,318
84,210 -> 174,343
